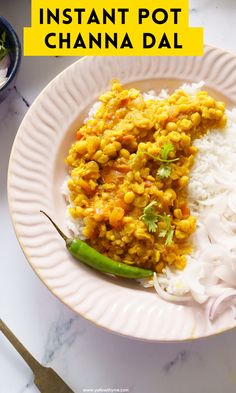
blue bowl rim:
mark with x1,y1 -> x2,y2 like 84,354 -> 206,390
0,16 -> 21,92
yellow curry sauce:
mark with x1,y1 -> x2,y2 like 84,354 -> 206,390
66,82 -> 226,273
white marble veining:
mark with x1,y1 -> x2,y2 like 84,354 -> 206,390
1,0 -> 236,392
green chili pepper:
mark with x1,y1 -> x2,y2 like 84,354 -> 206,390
40,211 -> 153,279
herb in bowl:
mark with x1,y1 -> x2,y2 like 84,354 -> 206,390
0,30 -> 9,89
0,31 -> 8,60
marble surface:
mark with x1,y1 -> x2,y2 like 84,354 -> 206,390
1,1 -> 236,392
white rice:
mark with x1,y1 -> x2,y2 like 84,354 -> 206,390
84,101 -> 102,123
61,179 -> 86,240
64,82 -> 236,312
157,107 -> 236,304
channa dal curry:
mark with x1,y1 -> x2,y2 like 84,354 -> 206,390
65,81 -> 226,274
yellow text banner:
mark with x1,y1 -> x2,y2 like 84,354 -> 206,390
24,0 -> 203,56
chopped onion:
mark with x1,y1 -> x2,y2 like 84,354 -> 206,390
197,244 -> 231,263
209,289 -> 236,321
205,214 -> 236,248
214,265 -> 236,287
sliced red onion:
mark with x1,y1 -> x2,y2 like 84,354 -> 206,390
214,265 -> 236,287
209,289 -> 236,321
231,306 -> 236,320
191,291 -> 208,304
193,223 -> 211,249
153,273 -> 192,302
197,244 -> 231,262
205,214 -> 236,248
206,283 -> 230,297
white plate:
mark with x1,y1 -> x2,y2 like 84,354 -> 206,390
8,48 -> 236,341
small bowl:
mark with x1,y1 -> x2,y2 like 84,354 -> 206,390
0,16 -> 21,102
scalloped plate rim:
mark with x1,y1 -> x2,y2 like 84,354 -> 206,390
7,46 -> 236,342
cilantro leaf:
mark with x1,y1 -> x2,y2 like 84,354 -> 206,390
157,164 -> 171,179
159,213 -> 171,228
160,143 -> 174,160
157,144 -> 176,179
140,203 -> 175,245
129,154 -> 137,165
131,143 -> 177,181
141,143 -> 179,163
147,220 -> 158,233
140,200 -> 158,233
158,228 -> 168,238
156,213 -> 174,246
0,31 -> 8,61
165,228 -> 174,246
143,150 -> 178,163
